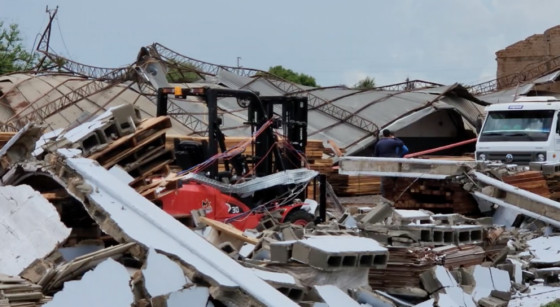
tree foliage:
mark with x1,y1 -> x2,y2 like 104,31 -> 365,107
0,22 -> 37,75
267,65 -> 318,87
166,60 -> 203,83
353,76 -> 376,89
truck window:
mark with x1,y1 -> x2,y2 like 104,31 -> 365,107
479,109 -> 554,142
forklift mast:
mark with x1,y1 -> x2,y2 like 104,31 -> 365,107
156,87 -> 308,179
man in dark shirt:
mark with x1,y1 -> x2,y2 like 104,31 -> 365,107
373,129 -> 404,157
373,129 -> 406,198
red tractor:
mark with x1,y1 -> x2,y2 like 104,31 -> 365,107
155,87 -> 318,230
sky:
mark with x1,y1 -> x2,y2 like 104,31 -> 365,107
2,1 -> 560,87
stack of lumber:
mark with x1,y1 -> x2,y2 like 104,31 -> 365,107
387,178 -> 478,215
87,117 -> 174,199
369,245 -> 485,291
165,135 -> 381,195
502,171 -> 551,198
545,172 -> 560,201
0,274 -> 50,306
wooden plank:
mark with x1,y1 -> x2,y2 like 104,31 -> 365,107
198,217 -> 259,245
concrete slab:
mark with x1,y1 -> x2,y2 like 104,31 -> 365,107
143,248 -> 190,297
166,287 -> 210,307
421,266 -> 476,307
0,185 -> 71,275
44,258 -> 133,307
313,285 -> 360,307
472,265 -> 511,303
360,202 -> 393,224
527,236 -> 560,266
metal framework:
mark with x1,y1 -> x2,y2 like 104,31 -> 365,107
467,55 -> 560,95
374,79 -> 443,91
149,44 -> 380,135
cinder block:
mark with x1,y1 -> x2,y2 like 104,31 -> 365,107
291,236 -> 388,270
405,225 -> 435,244
360,202 -> 393,224
453,225 -> 483,245
110,104 -> 142,137
270,241 -> 296,263
433,226 -> 454,245
257,218 -> 277,232
431,214 -> 464,225
542,162 -> 560,175
218,242 -> 238,257
277,285 -> 305,301
529,162 -> 543,171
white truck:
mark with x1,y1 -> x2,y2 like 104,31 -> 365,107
476,96 -> 560,165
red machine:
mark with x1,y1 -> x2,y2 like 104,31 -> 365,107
155,87 -> 317,230
159,181 -> 314,230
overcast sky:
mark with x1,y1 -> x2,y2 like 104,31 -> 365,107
2,1 -> 560,87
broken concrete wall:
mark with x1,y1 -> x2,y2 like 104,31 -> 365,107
0,185 -> 70,276
51,156 -> 298,306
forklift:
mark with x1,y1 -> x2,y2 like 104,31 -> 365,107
155,86 -> 317,230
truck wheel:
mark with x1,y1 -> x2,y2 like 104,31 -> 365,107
284,210 -> 314,226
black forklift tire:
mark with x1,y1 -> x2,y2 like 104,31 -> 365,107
284,209 -> 314,226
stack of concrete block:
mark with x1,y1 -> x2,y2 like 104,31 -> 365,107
291,236 -> 388,270
453,225 -> 484,245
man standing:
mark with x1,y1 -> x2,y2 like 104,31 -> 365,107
373,129 -> 405,157
373,129 -> 406,198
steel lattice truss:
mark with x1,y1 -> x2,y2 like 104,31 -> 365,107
467,55 -> 560,95
147,44 -> 380,134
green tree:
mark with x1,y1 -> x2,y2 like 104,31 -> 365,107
353,76 -> 376,89
267,65 -> 318,87
0,22 -> 37,74
166,59 -> 203,83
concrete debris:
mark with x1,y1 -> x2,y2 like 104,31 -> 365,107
165,287 -> 210,307
142,248 -> 190,297
0,274 -> 49,306
44,258 -> 133,307
471,265 -> 511,304
0,185 -> 71,276
312,285 -> 361,307
4,105 -> 560,306
419,266 -> 476,307
291,236 -> 388,270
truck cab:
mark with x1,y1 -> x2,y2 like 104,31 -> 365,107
475,96 -> 560,164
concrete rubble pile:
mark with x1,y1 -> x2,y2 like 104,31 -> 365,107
1,105 -> 560,306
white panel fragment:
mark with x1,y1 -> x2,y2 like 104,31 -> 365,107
0,185 -> 71,275
429,266 -> 476,307
143,248 -> 189,297
167,287 -> 210,307
44,258 -> 133,307
66,158 -> 298,307
314,285 -> 360,307
251,268 -> 297,285
472,265 -> 511,302
527,236 -> 560,265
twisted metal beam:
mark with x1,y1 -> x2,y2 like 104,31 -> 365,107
467,55 -> 560,95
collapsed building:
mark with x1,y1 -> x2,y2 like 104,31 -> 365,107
3,15 -> 560,306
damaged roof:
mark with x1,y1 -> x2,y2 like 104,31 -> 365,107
0,43 -> 489,157
0,73 -> 190,135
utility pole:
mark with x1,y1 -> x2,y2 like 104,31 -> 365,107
237,57 -> 242,68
